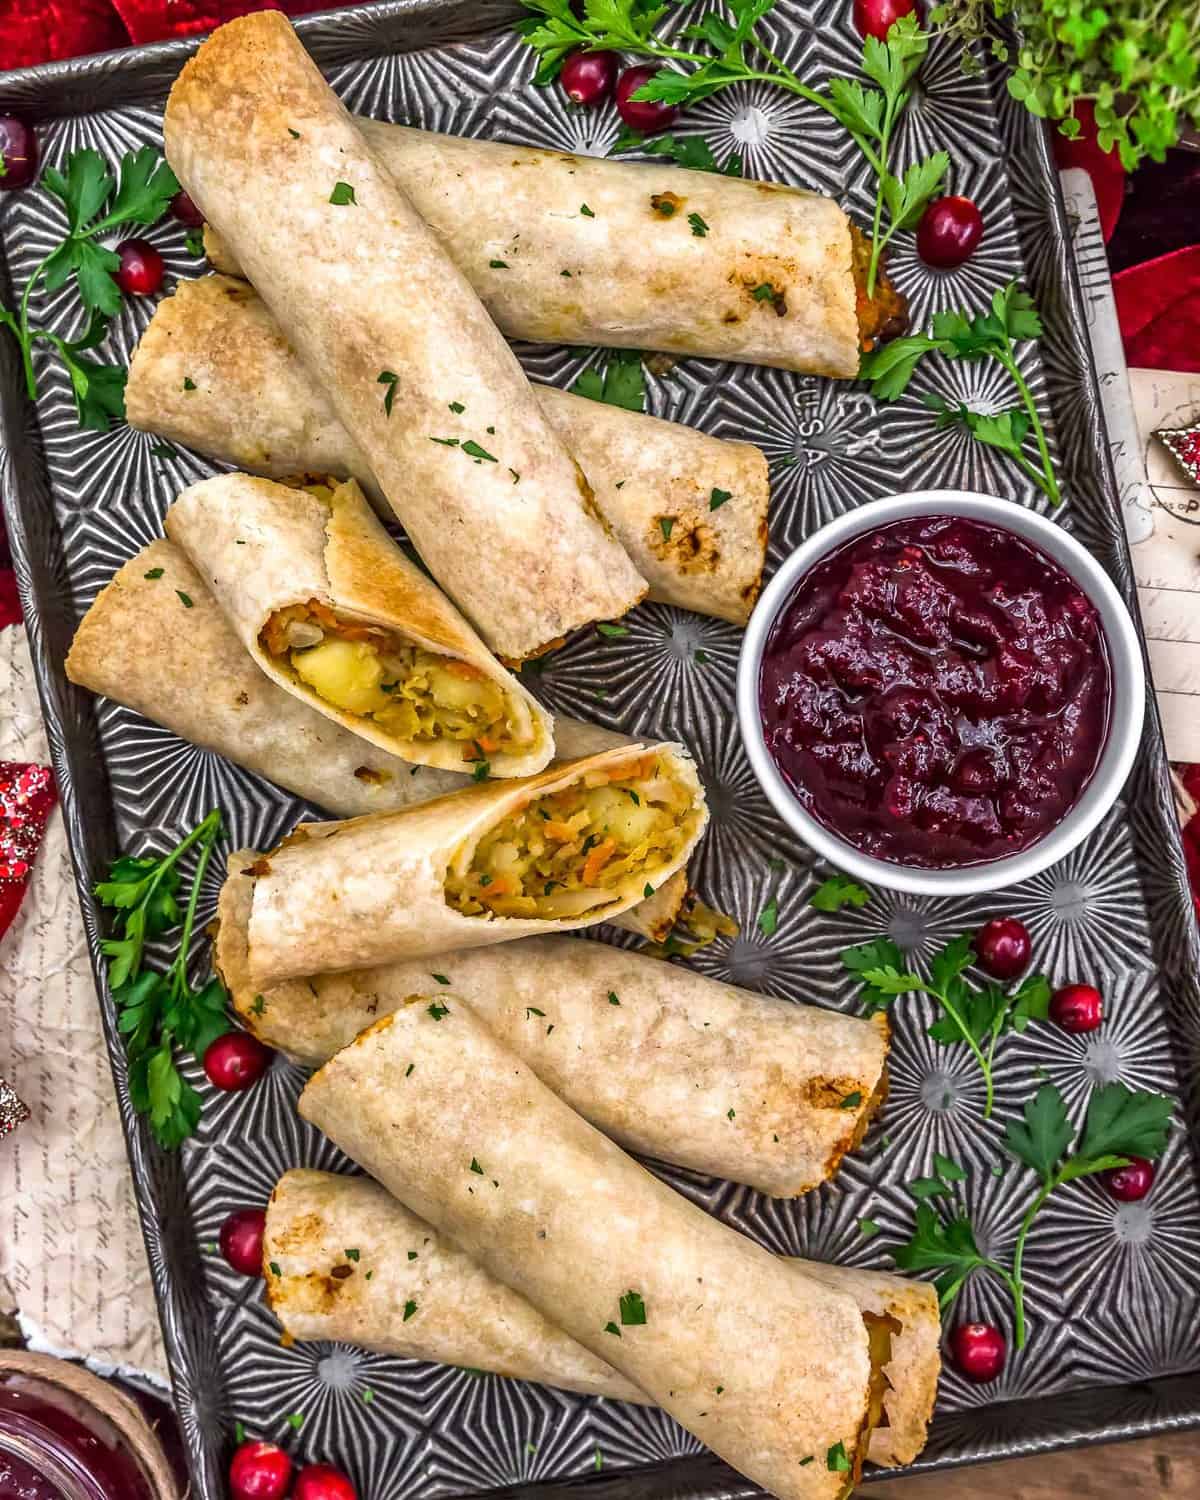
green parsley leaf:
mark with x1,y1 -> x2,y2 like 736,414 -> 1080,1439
345,1247 -> 360,1262
329,181 -> 357,205
143,568 -> 164,580
580,203 -> 594,216
378,369 -> 399,416
235,1421 -> 246,1443
570,348 -> 646,413
880,149 -> 950,230
840,1091 -> 862,1109
403,1299 -> 418,1321
182,377 -> 196,392
826,1441 -> 850,1473
1004,1084 -> 1074,1181
526,1006 -> 546,1018
659,516 -> 674,541
604,1321 -> 621,1336
688,211 -> 709,236
1072,1082 -> 1173,1170
427,1002 -> 450,1020
431,973 -> 451,985
449,400 -> 465,413
597,621 -> 629,637
709,486 -> 731,510
462,439 -> 497,462
489,259 -> 509,268
757,897 -> 778,936
810,873 -> 871,912
176,591 -> 194,609
469,1157 -> 484,1174
619,1289 -> 647,1326
286,1412 -> 304,1430
608,991 -> 620,1005
859,1218 -> 880,1238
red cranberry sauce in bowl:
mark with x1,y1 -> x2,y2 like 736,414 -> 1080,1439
757,514 -> 1112,869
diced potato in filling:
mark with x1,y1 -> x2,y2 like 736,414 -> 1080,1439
260,599 -> 529,756
445,754 -> 697,920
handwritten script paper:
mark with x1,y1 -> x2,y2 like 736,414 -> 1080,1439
0,624 -> 166,1385
1061,168 -> 1200,762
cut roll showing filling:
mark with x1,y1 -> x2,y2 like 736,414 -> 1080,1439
242,742 -> 707,986
164,473 -> 552,776
445,750 -> 695,921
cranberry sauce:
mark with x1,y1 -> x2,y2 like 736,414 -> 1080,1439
759,515 -> 1112,868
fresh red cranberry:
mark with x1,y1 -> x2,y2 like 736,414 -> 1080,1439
1104,1157 -> 1155,1202
219,1207 -> 266,1276
170,188 -> 204,227
293,1464 -> 359,1500
974,917 -> 1032,980
0,117 -> 37,191
203,1031 -> 271,1092
1049,982 -> 1103,1034
560,50 -> 619,107
114,238 -> 164,297
615,65 -> 678,135
853,0 -> 920,41
917,195 -> 984,269
950,1322 -> 1006,1382
230,1440 -> 292,1500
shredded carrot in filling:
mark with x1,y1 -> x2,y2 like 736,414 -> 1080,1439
445,754 -> 698,920
260,599 -> 530,755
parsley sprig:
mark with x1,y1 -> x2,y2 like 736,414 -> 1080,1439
859,282 -> 1061,505
517,4 -> 946,298
0,147 -> 178,429
895,1083 -> 1173,1348
842,932 -> 1051,1118
95,810 -> 231,1149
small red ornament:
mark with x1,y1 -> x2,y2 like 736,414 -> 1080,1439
1155,422 -> 1200,488
0,761 -> 56,944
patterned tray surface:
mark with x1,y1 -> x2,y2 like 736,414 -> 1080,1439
1,3 -> 1199,1498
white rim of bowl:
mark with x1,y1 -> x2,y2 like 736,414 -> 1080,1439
736,490 -> 1147,897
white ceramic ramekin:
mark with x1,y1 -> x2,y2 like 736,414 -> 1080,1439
736,490 -> 1146,897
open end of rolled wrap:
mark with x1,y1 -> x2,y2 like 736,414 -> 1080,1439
843,1310 -> 901,1493
850,226 -> 909,351
445,748 -> 703,921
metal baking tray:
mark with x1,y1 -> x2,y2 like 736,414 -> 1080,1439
2,2 -> 1199,1495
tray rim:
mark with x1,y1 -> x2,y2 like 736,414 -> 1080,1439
1,3 -> 1199,1494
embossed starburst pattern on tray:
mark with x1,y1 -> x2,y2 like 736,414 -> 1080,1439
0,3 -> 1198,1498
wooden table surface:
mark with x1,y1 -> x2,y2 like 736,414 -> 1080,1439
861,1432 -> 1200,1497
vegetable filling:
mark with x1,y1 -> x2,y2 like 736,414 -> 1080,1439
446,752 -> 698,920
261,598 -> 531,759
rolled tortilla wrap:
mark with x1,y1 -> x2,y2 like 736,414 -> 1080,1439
164,13 -> 646,662
265,1170 -> 939,1467
204,123 -> 907,374
242,741 -> 707,984
265,1169 -> 647,1404
299,1006 -> 891,1499
63,545 -> 684,944
164,473 -> 552,777
217,863 -> 885,1196
126,276 -> 770,626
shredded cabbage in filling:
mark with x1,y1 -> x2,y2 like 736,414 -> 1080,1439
445,753 -> 695,920
260,599 -> 529,757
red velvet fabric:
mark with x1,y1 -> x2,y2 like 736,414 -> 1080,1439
1114,245 -> 1200,376
0,0 -> 126,69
